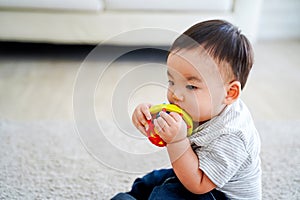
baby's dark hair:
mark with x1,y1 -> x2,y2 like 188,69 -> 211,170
169,19 -> 254,90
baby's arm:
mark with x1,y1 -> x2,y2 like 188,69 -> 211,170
156,111 -> 216,194
169,141 -> 216,194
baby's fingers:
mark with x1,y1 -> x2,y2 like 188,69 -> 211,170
132,111 -> 146,128
132,103 -> 152,135
169,112 -> 183,122
137,122 -> 148,135
141,104 -> 152,121
132,113 -> 148,136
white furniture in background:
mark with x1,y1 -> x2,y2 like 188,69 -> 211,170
0,0 -> 262,46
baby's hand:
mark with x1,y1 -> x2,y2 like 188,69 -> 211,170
132,103 -> 152,136
153,111 -> 187,144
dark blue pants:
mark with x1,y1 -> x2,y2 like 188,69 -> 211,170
111,169 -> 228,200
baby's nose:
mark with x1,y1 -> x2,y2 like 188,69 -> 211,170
172,90 -> 184,102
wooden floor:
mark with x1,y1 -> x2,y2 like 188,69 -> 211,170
0,40 -> 300,121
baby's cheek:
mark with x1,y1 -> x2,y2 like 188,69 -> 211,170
191,112 -> 201,122
167,92 -> 172,102
189,106 -> 210,122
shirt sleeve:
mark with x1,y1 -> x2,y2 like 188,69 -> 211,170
194,133 -> 249,188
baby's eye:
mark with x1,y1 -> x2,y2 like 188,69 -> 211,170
168,80 -> 174,86
186,85 -> 198,90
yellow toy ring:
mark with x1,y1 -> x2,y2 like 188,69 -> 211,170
149,104 -> 193,136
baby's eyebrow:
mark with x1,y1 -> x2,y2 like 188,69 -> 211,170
186,76 -> 202,83
167,70 -> 202,83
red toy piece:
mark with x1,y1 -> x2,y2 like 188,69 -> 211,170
146,120 -> 167,147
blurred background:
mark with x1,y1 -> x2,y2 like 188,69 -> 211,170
0,0 -> 299,199
0,0 -> 299,120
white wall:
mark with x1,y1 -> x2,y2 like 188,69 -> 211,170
258,0 -> 300,40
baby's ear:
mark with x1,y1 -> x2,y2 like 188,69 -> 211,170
224,81 -> 241,105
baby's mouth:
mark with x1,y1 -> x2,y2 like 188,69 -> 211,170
170,102 -> 188,114
170,102 -> 182,108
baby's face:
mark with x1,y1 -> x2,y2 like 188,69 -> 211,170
167,48 -> 228,123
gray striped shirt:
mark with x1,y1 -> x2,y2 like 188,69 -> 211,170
189,99 -> 261,200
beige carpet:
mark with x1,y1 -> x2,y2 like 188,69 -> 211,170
0,119 -> 299,199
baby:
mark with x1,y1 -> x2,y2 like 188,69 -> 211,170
112,19 -> 261,200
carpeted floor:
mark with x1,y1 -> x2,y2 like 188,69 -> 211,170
0,119 -> 299,199
0,41 -> 299,199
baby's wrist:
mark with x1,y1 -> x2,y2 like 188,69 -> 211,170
168,136 -> 187,144
167,138 -> 190,163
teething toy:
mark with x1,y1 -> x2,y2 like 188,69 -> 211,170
146,104 -> 193,147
